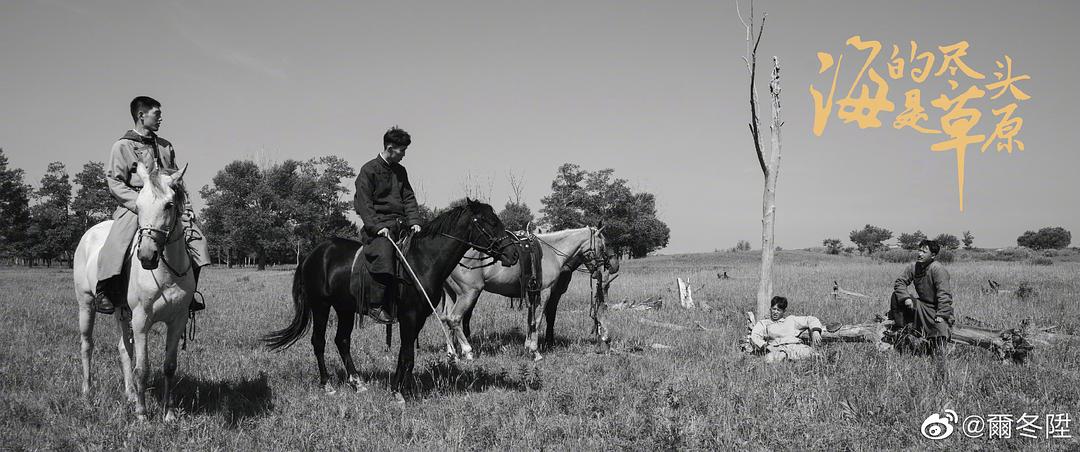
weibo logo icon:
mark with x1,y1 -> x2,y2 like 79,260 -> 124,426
921,409 -> 959,440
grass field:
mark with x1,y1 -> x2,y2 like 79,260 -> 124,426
2,251 -> 1079,450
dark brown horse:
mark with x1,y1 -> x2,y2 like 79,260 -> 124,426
262,199 -> 519,398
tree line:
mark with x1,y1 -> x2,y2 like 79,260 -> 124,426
824,224 -> 1071,255
0,150 -> 670,268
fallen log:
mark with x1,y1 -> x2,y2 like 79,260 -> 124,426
832,281 -> 870,299
743,313 -> 1079,363
639,318 -> 691,331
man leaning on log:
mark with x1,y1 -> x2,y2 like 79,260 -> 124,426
888,239 -> 954,356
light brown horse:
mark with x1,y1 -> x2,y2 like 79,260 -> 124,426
73,162 -> 194,421
441,225 -> 619,361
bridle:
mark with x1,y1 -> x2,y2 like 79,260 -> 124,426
134,202 -> 189,277
441,217 -> 518,268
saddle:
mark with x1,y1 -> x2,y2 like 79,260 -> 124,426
350,234 -> 413,324
514,232 -> 544,306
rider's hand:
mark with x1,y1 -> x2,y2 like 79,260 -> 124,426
904,298 -> 914,308
934,316 -> 944,323
377,228 -> 390,238
411,224 -> 422,234
811,331 -> 822,347
182,208 -> 195,222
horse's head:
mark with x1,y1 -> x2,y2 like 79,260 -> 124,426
587,221 -> 620,275
134,162 -> 187,270
460,198 -> 519,267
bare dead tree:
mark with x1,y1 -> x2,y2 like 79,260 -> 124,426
738,0 -> 784,319
507,171 -> 525,205
460,170 -> 494,202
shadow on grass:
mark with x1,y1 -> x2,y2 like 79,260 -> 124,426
151,372 -> 273,428
348,359 -> 543,399
465,327 -> 578,357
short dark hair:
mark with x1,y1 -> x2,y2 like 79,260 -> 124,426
770,296 -> 788,311
383,126 -> 411,149
919,239 -> 941,255
130,96 -> 161,123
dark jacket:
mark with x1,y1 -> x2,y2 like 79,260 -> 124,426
353,155 -> 421,240
893,260 -> 954,323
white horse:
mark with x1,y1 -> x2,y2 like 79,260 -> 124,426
441,226 -> 617,361
73,162 -> 194,421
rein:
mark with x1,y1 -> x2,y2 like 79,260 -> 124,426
532,228 -> 611,275
443,219 -> 518,269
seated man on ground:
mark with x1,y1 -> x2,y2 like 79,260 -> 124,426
887,239 -> 953,356
749,296 -> 824,363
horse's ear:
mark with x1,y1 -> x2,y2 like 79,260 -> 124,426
135,162 -> 150,184
168,163 -> 189,188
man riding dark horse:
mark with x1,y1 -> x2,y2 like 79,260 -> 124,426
353,127 -> 423,324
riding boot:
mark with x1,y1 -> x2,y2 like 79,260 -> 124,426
366,274 -> 396,324
93,279 -> 116,315
189,265 -> 205,312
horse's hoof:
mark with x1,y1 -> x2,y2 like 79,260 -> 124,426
393,392 -> 406,404
126,392 -> 139,403
323,383 -> 337,395
347,376 -> 368,393
136,413 -> 148,422
532,352 -> 544,362
464,352 -> 475,361
164,410 -> 177,423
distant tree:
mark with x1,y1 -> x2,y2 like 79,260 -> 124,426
201,160 -> 289,270
849,224 -> 893,254
499,172 -> 534,232
897,230 -> 927,250
0,149 -> 33,263
962,230 -> 975,249
823,238 -> 843,255
736,240 -> 752,252
71,161 -> 114,234
933,233 -> 961,250
499,202 -> 533,232
539,163 -> 668,257
28,162 -> 76,267
416,204 -> 437,225
1017,227 -> 1072,250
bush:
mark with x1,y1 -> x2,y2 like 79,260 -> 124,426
936,250 -> 955,263
873,249 -> 917,263
994,247 -> 1035,262
1017,227 -> 1072,250
1029,256 -> 1053,266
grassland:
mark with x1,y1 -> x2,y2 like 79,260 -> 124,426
1,251 -> 1078,450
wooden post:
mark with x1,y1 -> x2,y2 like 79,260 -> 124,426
677,277 -> 695,308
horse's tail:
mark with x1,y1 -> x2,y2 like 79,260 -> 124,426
262,261 -> 310,351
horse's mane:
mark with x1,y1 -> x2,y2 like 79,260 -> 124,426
145,167 -> 188,206
417,204 -> 474,238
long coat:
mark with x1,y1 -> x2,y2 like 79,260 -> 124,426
96,130 -> 210,285
352,155 -> 422,275
889,260 -> 954,338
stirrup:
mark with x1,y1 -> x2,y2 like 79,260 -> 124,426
367,306 -> 396,325
189,290 -> 206,312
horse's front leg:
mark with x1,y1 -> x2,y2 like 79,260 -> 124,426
115,315 -> 137,403
162,315 -> 186,422
447,288 -> 482,361
130,310 -> 152,421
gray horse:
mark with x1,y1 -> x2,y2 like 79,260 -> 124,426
441,225 -> 618,360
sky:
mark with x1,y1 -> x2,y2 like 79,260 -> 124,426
2,0 -> 1077,253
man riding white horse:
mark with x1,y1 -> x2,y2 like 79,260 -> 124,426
93,96 -> 209,315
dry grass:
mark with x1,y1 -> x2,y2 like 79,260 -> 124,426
1,251 -> 1078,450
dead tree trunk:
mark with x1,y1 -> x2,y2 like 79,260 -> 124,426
739,1 -> 784,319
